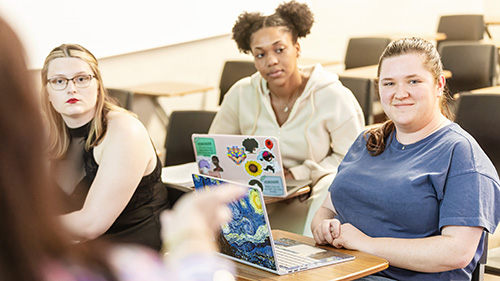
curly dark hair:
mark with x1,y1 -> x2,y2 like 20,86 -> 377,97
232,1 -> 314,54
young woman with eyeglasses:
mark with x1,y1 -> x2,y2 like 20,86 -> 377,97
41,44 -> 169,251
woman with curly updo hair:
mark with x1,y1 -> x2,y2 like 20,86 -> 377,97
210,1 -> 365,237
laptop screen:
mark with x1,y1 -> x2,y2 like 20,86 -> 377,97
192,174 -> 278,271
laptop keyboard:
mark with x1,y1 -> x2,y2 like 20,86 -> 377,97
275,246 -> 318,269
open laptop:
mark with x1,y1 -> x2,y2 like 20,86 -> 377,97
192,133 -> 311,197
192,174 -> 354,275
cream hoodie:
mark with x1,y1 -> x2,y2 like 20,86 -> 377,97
209,64 -> 364,185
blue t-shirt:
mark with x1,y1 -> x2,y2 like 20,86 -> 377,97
329,123 -> 500,280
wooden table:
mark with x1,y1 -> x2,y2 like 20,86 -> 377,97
433,32 -> 448,41
485,19 -> 500,39
471,85 -> 500,95
234,230 -> 389,281
124,81 -> 214,125
340,64 -> 452,80
299,57 -> 342,67
379,32 -> 447,42
237,57 -> 342,68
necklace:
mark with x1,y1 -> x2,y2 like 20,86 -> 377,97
268,72 -> 308,113
398,118 -> 449,150
270,91 -> 298,113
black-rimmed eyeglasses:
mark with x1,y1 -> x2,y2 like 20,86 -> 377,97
47,74 -> 95,91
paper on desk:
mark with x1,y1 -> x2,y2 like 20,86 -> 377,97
161,162 -> 198,188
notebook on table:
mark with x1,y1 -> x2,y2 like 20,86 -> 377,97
191,133 -> 311,197
192,174 -> 354,275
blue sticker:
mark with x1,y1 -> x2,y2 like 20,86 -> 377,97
261,176 -> 284,196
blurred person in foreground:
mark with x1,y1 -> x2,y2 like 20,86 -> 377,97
0,15 -> 243,281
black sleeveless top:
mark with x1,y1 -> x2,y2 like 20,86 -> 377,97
63,122 -> 169,251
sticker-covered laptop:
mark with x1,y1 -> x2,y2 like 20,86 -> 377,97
191,133 -> 311,197
192,174 -> 354,275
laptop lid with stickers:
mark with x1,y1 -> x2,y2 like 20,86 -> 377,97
192,133 -> 293,197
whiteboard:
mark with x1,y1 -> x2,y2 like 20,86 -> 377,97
0,0 -> 288,68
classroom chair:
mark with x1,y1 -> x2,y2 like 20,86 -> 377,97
106,88 -> 134,110
338,75 -> 374,125
344,37 -> 391,70
218,60 -> 257,105
454,92 -> 500,176
436,14 -> 485,50
472,233 -> 489,281
439,43 -> 498,97
163,110 -> 217,166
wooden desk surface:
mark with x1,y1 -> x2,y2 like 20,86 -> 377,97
340,65 -> 452,80
485,20 -> 500,25
434,32 -> 447,41
471,86 -> 500,95
299,57 -> 342,67
238,58 -> 342,68
339,65 -> 380,80
125,81 -> 214,97
383,32 -> 447,42
234,230 -> 389,281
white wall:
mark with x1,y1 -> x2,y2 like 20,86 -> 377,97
303,0 -> 485,63
96,34 -> 247,153
0,0 -> 286,69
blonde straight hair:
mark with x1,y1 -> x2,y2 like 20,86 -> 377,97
41,44 -> 130,159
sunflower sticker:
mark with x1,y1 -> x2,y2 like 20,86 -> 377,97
245,160 -> 262,177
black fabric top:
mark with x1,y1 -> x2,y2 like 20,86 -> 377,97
63,121 -> 169,251
68,122 -> 91,139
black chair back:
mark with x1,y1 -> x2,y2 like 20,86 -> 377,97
455,92 -> 500,175
437,14 -> 485,41
339,76 -> 374,125
344,37 -> 391,70
436,14 -> 486,50
219,60 -> 257,105
440,43 -> 497,95
164,110 -> 217,166
471,232 -> 489,281
107,88 -> 134,110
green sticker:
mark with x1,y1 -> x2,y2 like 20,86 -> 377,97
194,137 -> 216,157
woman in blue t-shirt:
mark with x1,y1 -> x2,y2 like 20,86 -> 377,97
311,37 -> 500,280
